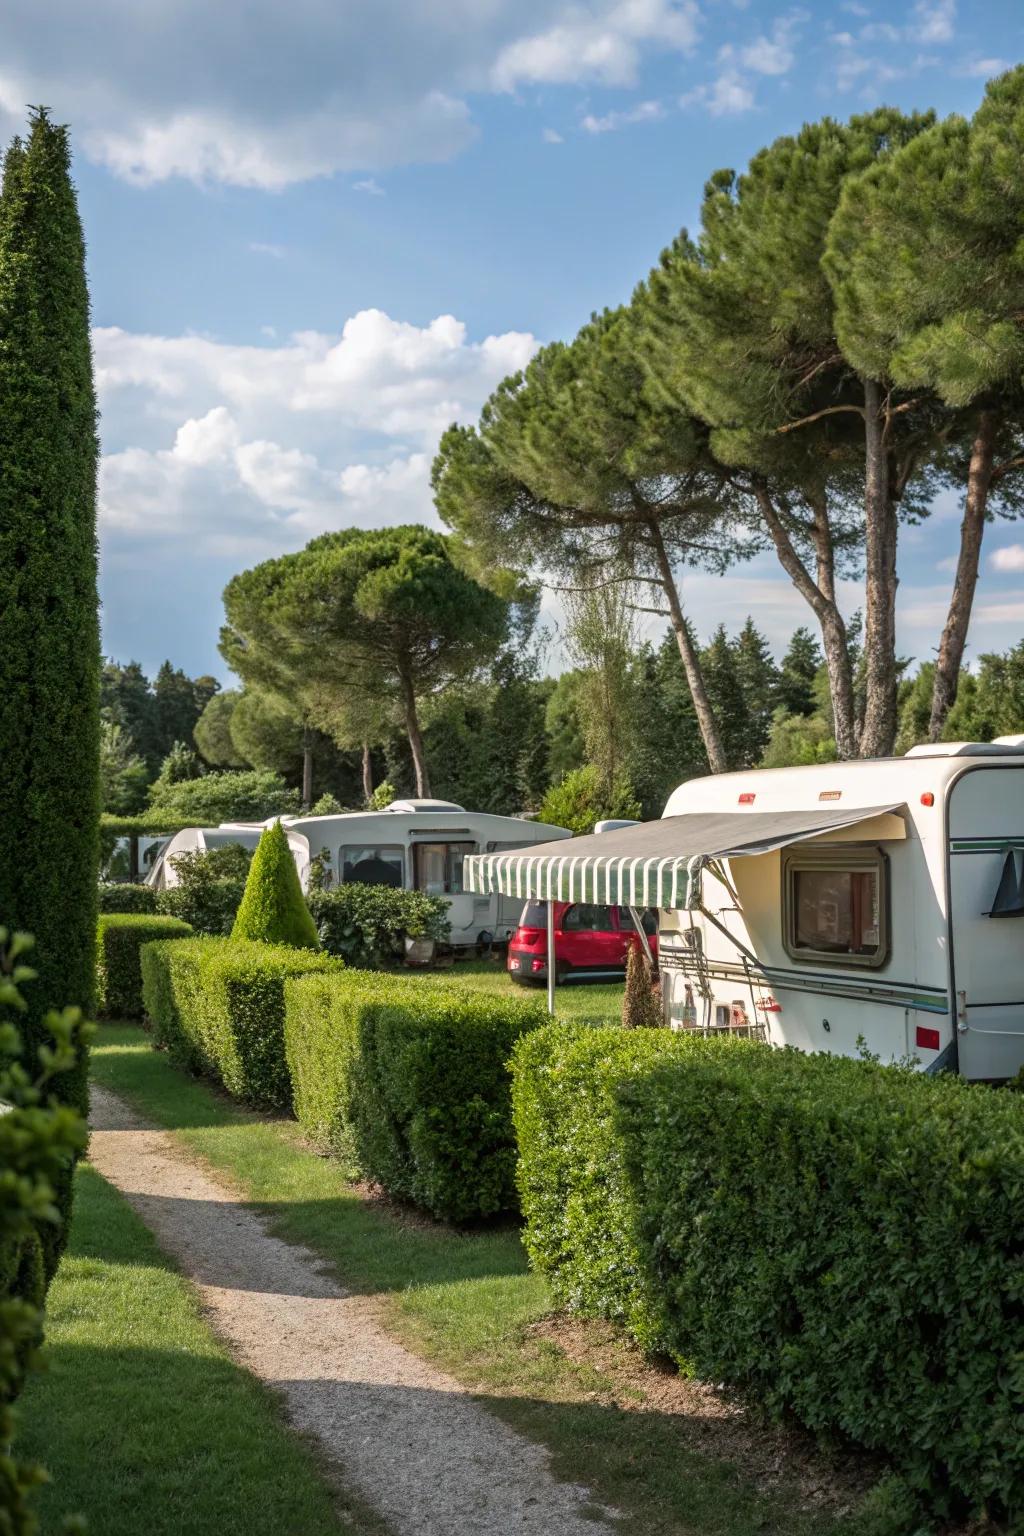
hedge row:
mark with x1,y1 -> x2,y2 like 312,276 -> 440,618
96,914 -> 194,1018
512,1025 -> 1024,1521
285,973 -> 545,1220
140,938 -> 345,1109
97,881 -> 158,914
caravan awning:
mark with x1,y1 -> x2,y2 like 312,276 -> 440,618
465,803 -> 906,911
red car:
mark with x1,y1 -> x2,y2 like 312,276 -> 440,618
507,901 -> 658,985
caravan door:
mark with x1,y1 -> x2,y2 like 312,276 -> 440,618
948,765 -> 1024,1079
413,841 -> 477,941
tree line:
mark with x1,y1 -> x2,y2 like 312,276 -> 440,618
434,67 -> 1024,766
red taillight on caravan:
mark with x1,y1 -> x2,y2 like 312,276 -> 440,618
738,792 -> 755,804
915,1025 -> 941,1051
921,792 -> 934,807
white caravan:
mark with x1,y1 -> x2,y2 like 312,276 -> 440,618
149,800 -> 572,951
465,739 -> 1024,1079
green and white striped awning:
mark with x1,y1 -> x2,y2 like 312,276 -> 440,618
465,804 -> 904,911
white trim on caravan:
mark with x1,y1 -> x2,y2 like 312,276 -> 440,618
149,801 -> 571,951
465,741 -> 1024,1079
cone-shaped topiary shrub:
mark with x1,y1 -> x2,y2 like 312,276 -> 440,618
622,943 -> 662,1029
231,820 -> 320,949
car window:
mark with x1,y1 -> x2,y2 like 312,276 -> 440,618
562,903 -> 617,933
616,907 -> 658,936
520,901 -> 548,927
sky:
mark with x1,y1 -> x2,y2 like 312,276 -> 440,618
5,0 -> 1024,682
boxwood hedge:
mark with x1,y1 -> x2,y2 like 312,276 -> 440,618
97,882 -> 158,914
96,913 -> 193,1019
141,937 -> 344,1109
512,1025 -> 1024,1522
285,972 -> 546,1221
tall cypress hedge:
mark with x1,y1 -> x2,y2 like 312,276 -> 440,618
0,115 -> 100,1138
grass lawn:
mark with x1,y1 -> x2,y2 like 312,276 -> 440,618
427,953 -> 627,1025
89,1024 -> 875,1536
17,1161 -> 385,1536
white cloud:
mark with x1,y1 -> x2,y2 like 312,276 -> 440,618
491,0 -> 699,91
990,544 -> 1024,573
581,98 -> 664,132
912,0 -> 955,44
687,66 -> 755,115
353,178 -> 386,196
543,126 -> 564,142
96,309 -> 539,555
956,56 -> 1008,78
739,11 -> 803,75
248,242 -> 286,259
0,0 -> 709,189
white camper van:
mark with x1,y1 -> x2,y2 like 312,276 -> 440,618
466,739 -> 1024,1079
149,800 -> 571,951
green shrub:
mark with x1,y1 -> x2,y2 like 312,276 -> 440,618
309,884 -> 450,967
231,821 -> 319,949
285,972 -> 545,1220
513,1026 -> 1024,1522
537,765 -> 640,836
147,767 -> 299,823
95,913 -> 193,1019
154,843 -> 251,935
0,927 -> 91,1532
97,881 -> 158,914
141,938 -> 344,1108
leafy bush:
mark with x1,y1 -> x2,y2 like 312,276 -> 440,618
513,1026 -> 1024,1522
0,928 -> 91,1533
231,821 -> 319,949
141,938 -> 344,1109
147,768 -> 300,824
97,881 -> 158,914
154,843 -> 252,936
96,913 -> 193,1019
285,972 -> 545,1220
309,884 -> 450,968
538,764 -> 639,836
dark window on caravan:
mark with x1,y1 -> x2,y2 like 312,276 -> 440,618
782,845 -> 890,969
340,845 -> 404,888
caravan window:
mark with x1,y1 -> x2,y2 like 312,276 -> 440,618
414,842 -> 475,896
340,845 -> 404,888
782,846 -> 889,969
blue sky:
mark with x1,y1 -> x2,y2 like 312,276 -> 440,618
8,0 -> 1024,680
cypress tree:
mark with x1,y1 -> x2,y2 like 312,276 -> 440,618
231,821 -> 320,950
777,627 -> 823,718
0,112 -> 100,1138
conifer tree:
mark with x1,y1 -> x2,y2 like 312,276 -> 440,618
776,627 -> 823,718
231,820 -> 320,950
701,626 -> 753,770
642,110 -> 936,757
825,67 -> 1024,740
733,618 -> 779,760
434,306 -> 748,773
0,112 -> 99,1139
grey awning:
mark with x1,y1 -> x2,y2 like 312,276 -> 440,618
465,803 -> 906,910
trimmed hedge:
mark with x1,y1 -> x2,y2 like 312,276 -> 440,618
97,881 -> 158,914
513,1026 -> 1024,1521
285,972 -> 546,1220
141,938 -> 345,1109
96,913 -> 194,1019
309,884 -> 450,967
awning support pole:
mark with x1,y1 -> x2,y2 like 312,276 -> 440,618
546,899 -> 556,1017
627,905 -> 654,966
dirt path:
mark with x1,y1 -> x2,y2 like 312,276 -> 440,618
87,1084 -> 615,1536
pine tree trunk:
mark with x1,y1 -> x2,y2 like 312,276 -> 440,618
646,520 -> 728,773
860,379 -> 900,758
928,409 -> 998,741
399,671 -> 431,797
301,725 -> 314,810
752,482 -> 858,759
361,741 -> 374,804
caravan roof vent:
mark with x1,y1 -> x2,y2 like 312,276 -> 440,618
385,798 -> 466,814
992,735 -> 1024,749
904,742 -> 1023,758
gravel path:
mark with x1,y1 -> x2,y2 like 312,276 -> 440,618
87,1084 -> 615,1536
